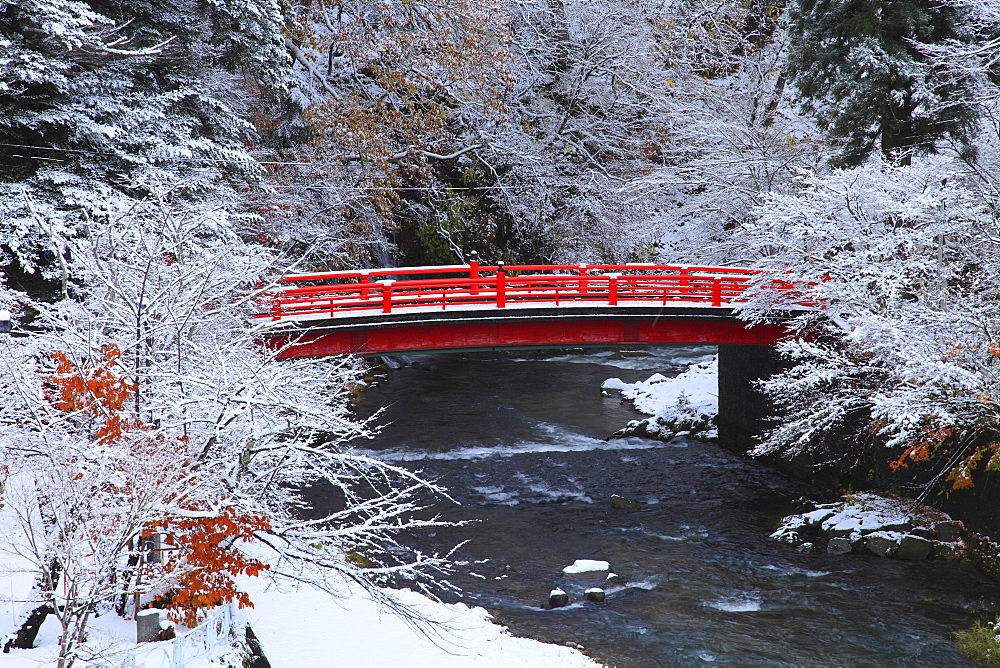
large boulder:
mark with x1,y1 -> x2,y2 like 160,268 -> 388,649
897,534 -> 934,561
934,520 -> 963,542
865,531 -> 903,558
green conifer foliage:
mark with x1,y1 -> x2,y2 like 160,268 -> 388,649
788,0 -> 978,166
0,0 -> 290,277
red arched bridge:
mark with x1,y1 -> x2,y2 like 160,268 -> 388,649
256,261 -> 810,358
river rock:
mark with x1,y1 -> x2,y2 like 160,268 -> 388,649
935,520 -> 963,542
584,588 -> 606,602
610,494 -> 643,511
604,572 -> 624,587
549,588 -> 569,608
827,537 -> 853,555
908,526 -> 936,539
897,534 -> 934,561
770,515 -> 810,545
865,531 -> 902,558
563,559 -> 611,580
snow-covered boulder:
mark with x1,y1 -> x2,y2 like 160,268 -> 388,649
604,357 -> 718,442
562,559 -> 611,580
770,493 -> 963,561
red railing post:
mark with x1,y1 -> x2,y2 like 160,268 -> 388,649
496,262 -> 506,308
469,250 -> 480,296
607,273 -> 620,306
578,264 -> 588,296
272,299 -> 282,321
360,273 -> 371,299
711,278 -> 722,307
380,280 -> 395,313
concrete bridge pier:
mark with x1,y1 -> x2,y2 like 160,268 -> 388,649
716,344 -> 784,454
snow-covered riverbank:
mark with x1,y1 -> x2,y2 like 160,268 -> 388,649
0,509 -> 597,667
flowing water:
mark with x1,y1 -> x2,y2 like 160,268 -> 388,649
336,347 -> 1000,666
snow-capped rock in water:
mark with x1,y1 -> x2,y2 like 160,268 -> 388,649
562,559 -> 612,579
604,357 -> 718,441
771,493 -> 963,561
549,588 -> 570,608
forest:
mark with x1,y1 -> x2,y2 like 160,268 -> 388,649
3,0 -> 1000,665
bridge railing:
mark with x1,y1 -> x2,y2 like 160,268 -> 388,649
255,262 -> 810,321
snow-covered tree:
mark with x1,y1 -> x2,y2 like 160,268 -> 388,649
787,0 -> 980,166
0,0 -> 290,278
0,192 -> 454,665
639,0 -> 825,263
732,156 -> 1000,492
253,0 -> 513,268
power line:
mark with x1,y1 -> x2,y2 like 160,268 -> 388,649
0,141 -> 621,190
0,142 -> 311,166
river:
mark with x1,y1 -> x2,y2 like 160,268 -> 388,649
340,346 -> 1000,666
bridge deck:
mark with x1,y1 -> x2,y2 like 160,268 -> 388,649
256,263 -> 808,357
255,262 -> 810,323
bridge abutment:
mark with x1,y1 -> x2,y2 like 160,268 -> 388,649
716,344 -> 784,454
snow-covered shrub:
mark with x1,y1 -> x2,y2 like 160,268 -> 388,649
0,194 -> 453,665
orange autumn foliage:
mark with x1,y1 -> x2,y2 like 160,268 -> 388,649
150,507 -> 271,626
889,426 -> 953,471
44,346 -> 270,625
46,345 -> 139,444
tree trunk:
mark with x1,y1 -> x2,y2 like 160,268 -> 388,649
2,560 -> 61,652
547,0 -> 571,73
3,604 -> 54,652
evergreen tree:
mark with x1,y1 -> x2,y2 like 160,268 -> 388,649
0,0 -> 290,278
787,0 -> 978,166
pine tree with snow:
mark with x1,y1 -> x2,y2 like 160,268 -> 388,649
0,0 -> 289,278
787,0 -> 979,166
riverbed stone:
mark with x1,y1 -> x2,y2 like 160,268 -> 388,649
584,588 -> 606,602
549,589 -> 569,608
827,523 -> 859,538
865,532 -> 901,558
610,494 -> 643,511
604,572 -> 624,587
876,519 -> 913,534
934,520 -> 963,542
827,537 -> 853,555
897,534 -> 934,561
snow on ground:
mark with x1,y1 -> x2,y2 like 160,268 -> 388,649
239,573 -> 597,668
603,355 -> 718,440
0,566 -> 597,667
1,491 -> 596,668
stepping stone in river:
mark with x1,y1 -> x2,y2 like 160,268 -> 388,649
549,588 -> 569,608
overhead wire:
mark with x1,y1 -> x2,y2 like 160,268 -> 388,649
0,141 -> 615,191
